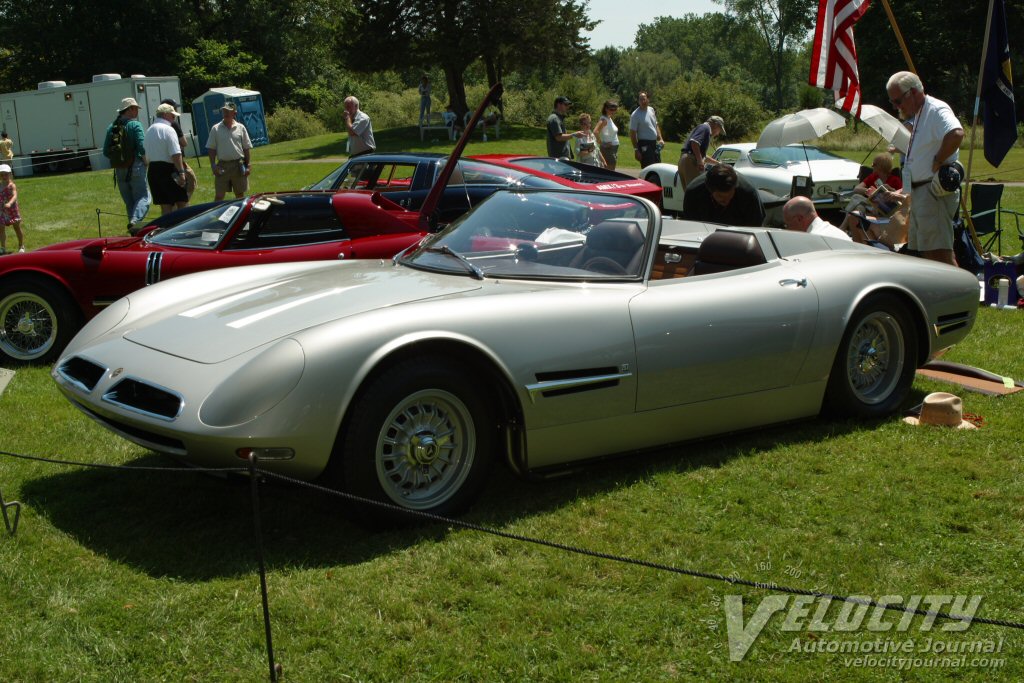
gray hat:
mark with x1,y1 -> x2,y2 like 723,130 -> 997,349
118,97 -> 139,113
220,102 -> 237,112
708,115 -> 726,135
554,95 -> 572,107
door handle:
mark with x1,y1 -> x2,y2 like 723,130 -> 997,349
779,278 -> 807,288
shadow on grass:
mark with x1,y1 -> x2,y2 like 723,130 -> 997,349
19,406 -> 891,582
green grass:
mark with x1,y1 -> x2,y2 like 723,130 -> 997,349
1,126 -> 1024,681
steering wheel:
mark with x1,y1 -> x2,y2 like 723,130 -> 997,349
583,256 -> 627,275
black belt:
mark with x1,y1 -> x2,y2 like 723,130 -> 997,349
911,179 -> 931,189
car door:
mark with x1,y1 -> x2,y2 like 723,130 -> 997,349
629,260 -> 819,412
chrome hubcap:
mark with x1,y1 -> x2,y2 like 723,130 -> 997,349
375,388 -> 475,510
846,311 -> 904,404
0,292 -> 57,361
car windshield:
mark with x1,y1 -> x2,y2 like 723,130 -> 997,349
306,165 -> 348,191
499,156 -> 589,180
400,190 -> 652,280
147,200 -> 245,249
749,146 -> 846,166
435,159 -> 561,189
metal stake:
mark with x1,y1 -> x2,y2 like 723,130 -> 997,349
248,455 -> 278,682
1,488 -> 21,536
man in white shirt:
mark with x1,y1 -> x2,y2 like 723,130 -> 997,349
143,102 -> 187,215
783,196 -> 852,241
886,71 -> 964,266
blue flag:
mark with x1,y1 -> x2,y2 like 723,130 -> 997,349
982,0 -> 1017,167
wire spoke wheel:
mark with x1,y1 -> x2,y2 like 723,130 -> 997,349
0,291 -> 58,361
825,294 -> 916,418
844,310 -> 904,404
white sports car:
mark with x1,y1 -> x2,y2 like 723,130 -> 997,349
641,143 -> 864,225
53,188 -> 978,521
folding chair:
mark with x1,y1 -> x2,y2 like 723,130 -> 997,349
969,183 -> 1024,254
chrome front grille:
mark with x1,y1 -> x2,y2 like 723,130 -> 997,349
57,356 -> 107,392
103,377 -> 183,421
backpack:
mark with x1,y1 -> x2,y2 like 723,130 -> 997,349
105,118 -> 135,168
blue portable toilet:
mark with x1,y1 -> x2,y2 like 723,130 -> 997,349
192,86 -> 269,153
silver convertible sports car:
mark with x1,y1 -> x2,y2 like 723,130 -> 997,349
53,189 -> 979,520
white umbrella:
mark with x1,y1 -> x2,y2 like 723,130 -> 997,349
856,104 -> 911,154
757,108 -> 848,148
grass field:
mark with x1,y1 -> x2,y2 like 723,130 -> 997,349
1,125 -> 1023,681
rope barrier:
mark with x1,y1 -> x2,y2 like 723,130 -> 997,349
2,446 -> 1023,682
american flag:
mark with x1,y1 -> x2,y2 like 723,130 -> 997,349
809,0 -> 872,116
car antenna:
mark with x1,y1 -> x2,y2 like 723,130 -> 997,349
418,82 -> 503,233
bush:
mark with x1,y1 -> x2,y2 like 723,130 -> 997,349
657,72 -> 767,142
266,106 -> 327,142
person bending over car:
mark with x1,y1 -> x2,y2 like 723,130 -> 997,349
682,164 -> 764,227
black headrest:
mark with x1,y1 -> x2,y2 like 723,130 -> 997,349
587,220 -> 645,252
696,230 -> 765,267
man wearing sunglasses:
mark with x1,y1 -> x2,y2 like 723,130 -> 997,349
885,71 -> 964,266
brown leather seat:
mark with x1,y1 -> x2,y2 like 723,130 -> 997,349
690,230 -> 766,276
569,220 -> 646,274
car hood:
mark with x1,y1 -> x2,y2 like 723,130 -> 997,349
123,262 -> 482,363
779,159 -> 860,180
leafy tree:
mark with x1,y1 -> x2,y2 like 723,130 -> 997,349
0,0 -> 195,92
349,0 -> 594,118
635,13 -> 759,82
178,40 -> 267,101
612,50 -> 682,110
716,0 -> 817,112
854,0 -> 1023,119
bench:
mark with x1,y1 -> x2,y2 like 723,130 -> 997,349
420,112 -> 455,141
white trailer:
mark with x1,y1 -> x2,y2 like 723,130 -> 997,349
0,74 -> 195,176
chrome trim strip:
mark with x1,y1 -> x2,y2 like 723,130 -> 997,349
525,371 -> 632,403
934,313 -> 971,335
101,374 -> 184,422
145,251 -> 163,286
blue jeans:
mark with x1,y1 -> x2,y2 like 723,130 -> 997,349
419,96 -> 431,125
116,158 -> 151,225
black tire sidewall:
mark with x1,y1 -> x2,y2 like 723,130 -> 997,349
0,278 -> 81,365
825,294 -> 917,418
339,357 -> 495,520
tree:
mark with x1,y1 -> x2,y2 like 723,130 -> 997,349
178,40 -> 267,101
716,0 -> 817,112
349,0 -> 594,118
854,0 -> 1023,119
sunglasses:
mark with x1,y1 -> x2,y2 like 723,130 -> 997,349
889,89 -> 912,107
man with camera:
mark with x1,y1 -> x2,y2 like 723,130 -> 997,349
886,71 -> 964,266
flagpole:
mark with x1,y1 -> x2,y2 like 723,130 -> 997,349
963,0 -> 998,253
878,0 -> 917,74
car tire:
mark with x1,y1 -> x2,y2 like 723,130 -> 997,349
338,357 -> 495,522
0,278 -> 81,365
645,173 -> 662,188
824,294 -> 917,418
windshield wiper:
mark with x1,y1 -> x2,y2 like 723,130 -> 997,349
426,245 -> 485,280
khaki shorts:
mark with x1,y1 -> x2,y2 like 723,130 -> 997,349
680,154 -> 704,188
215,159 -> 249,196
908,185 -> 957,251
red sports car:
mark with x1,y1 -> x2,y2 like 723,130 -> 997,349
469,154 -> 662,206
0,191 -> 429,363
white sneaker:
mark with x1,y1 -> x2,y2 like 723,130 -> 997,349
18,247 -> 25,253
